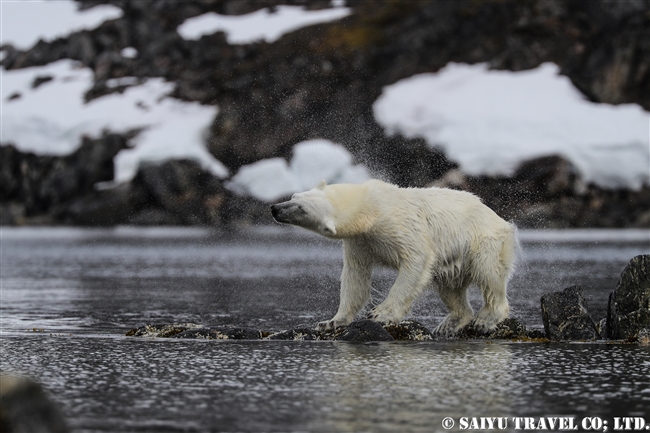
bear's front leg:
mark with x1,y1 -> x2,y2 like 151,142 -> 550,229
316,244 -> 371,331
368,258 -> 432,324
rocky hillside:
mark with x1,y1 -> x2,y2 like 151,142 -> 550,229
1,0 -> 649,227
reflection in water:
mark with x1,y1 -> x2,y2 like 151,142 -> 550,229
313,343 -> 513,433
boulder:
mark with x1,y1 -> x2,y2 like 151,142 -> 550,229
173,327 -> 263,340
125,323 -> 203,338
134,160 -> 227,226
637,328 -> 650,345
383,320 -> 434,341
541,286 -> 600,341
0,375 -> 68,433
456,318 -> 533,340
267,328 -> 323,340
607,255 -> 650,340
336,320 -> 395,342
514,155 -> 584,199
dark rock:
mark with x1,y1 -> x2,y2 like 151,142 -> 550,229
525,328 -> 547,340
541,286 -> 600,341
123,320 -> 549,341
0,375 -> 68,433
126,323 -> 263,339
131,159 -> 237,226
31,75 -> 54,89
267,328 -> 323,340
596,318 -> 607,338
126,323 -> 203,338
514,155 -> 584,199
457,318 -> 530,340
607,255 -> 650,340
637,328 -> 650,345
173,327 -> 263,340
383,320 -> 434,341
1,133 -> 129,222
64,183 -> 143,226
336,320 -> 395,342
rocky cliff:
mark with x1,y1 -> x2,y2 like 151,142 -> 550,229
2,0 -> 649,227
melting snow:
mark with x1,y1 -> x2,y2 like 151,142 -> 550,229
374,62 -> 650,189
228,140 -> 369,201
177,5 -> 350,44
1,60 -> 227,183
1,1 -> 123,50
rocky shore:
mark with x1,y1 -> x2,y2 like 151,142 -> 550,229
2,144 -> 649,228
2,0 -> 649,228
126,255 -> 650,343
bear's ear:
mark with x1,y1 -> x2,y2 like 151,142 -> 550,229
315,180 -> 327,190
323,218 -> 337,236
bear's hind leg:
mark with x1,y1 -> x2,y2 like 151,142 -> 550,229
434,281 -> 474,336
473,278 -> 509,332
472,235 -> 514,331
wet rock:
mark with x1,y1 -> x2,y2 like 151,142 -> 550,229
336,320 -> 395,342
126,323 -> 203,338
124,320 -> 552,341
457,318 -> 531,340
596,318 -> 608,338
174,327 -> 263,340
541,286 -> 600,341
637,328 -> 650,346
383,320 -> 434,341
607,255 -> 650,340
525,328 -> 547,340
0,375 -> 68,433
126,323 -> 265,340
267,328 -> 323,341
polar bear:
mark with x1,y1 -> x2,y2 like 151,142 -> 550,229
271,179 -> 518,335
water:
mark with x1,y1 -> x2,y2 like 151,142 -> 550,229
1,226 -> 649,432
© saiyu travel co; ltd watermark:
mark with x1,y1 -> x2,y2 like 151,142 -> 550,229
441,416 -> 649,431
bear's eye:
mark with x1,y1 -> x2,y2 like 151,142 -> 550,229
297,204 -> 304,211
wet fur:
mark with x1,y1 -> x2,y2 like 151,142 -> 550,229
271,179 -> 518,335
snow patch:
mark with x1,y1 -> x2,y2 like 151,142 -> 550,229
1,60 -> 227,183
177,5 -> 350,44
227,158 -> 299,202
120,47 -> 138,58
373,62 -> 650,189
228,140 -> 369,202
1,1 -> 123,50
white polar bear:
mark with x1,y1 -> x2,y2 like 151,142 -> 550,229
271,179 -> 518,335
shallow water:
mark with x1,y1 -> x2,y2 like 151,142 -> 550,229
1,227 -> 649,432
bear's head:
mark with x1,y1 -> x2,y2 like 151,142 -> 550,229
271,180 -> 337,237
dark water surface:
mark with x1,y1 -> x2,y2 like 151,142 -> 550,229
1,227 -> 649,432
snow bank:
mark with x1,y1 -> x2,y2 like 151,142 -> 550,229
1,1 -> 123,50
373,62 -> 650,189
177,5 -> 350,44
1,60 -> 227,182
228,139 -> 369,201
